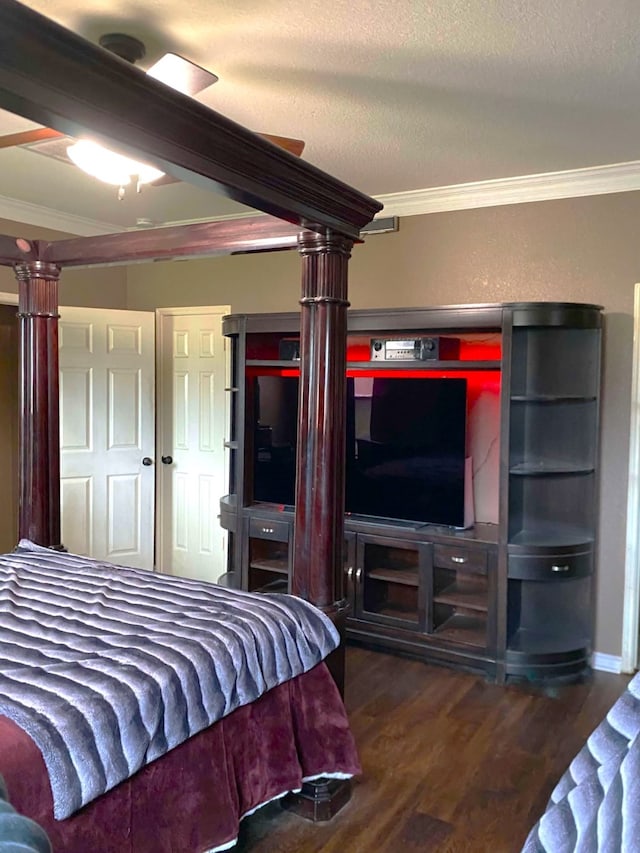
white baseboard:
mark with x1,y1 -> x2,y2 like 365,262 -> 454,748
591,652 -> 623,674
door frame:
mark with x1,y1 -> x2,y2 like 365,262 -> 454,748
623,282 -> 640,672
155,305 -> 231,576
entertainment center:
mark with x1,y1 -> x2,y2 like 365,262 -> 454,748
219,301 -> 602,682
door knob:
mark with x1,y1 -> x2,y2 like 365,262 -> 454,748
142,457 -> 153,466
161,455 -> 173,465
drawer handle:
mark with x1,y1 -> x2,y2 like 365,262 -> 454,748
551,564 -> 570,573
261,527 -> 275,535
451,556 -> 467,564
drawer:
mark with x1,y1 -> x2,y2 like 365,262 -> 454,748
508,550 -> 592,581
248,517 -> 290,542
433,544 -> 488,575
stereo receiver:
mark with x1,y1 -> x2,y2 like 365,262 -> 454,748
370,336 -> 460,361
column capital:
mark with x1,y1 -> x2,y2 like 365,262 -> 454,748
297,230 -> 353,258
14,260 -> 61,282
15,262 -> 61,318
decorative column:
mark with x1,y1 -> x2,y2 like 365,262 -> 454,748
14,261 -> 63,549
292,231 -> 353,645
285,230 -> 354,823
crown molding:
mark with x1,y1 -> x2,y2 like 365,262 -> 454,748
4,160 -> 640,237
0,194 -> 122,236
376,160 -> 640,217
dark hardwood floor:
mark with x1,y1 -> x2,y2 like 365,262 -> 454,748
232,645 -> 631,853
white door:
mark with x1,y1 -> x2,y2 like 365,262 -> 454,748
59,307 -> 155,568
156,307 -> 229,582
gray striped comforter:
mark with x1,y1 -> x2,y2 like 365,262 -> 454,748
522,671 -> 640,852
0,541 -> 339,820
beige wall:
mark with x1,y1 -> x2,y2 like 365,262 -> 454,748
0,219 -> 128,308
126,192 -> 640,657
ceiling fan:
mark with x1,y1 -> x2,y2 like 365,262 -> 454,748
0,33 -> 305,194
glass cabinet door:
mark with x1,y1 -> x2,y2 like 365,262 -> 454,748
354,535 -> 427,630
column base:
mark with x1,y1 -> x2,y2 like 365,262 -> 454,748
282,778 -> 352,822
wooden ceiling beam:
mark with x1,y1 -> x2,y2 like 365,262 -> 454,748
44,216 -> 303,267
0,233 -> 37,266
0,0 -> 381,244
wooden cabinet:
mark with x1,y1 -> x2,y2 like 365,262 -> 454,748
244,514 -> 291,594
221,302 -> 602,682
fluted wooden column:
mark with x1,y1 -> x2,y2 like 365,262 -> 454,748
284,230 -> 354,821
292,231 -> 353,689
292,231 -> 353,604
14,261 -> 63,548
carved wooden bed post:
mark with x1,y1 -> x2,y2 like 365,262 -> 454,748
14,260 -> 63,550
292,230 -> 353,671
285,231 -> 354,821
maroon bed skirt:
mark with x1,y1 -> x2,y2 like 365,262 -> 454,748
0,661 -> 360,852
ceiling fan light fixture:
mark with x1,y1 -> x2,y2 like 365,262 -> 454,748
66,139 -> 165,188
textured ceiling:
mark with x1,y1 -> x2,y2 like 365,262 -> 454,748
3,0 -> 640,230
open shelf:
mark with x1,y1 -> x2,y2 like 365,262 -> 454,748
433,580 -> 488,612
509,463 -> 595,476
375,603 -> 421,621
508,524 -> 594,549
367,567 -> 419,586
251,577 -> 289,595
506,628 -> 590,656
510,394 -> 597,403
246,359 -> 299,368
347,360 -> 502,371
433,612 -> 487,647
249,558 -> 288,574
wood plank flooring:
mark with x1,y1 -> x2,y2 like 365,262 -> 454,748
231,646 -> 631,853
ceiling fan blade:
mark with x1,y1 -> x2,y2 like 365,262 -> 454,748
256,134 -> 305,157
0,127 -> 64,149
146,53 -> 218,96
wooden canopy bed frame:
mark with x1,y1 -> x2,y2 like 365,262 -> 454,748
0,1 -> 381,849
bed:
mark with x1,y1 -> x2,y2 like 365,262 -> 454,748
0,0 -> 381,848
522,671 -> 640,853
0,542 -> 360,852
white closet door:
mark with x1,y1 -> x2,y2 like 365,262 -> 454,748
156,307 -> 228,583
59,306 -> 155,568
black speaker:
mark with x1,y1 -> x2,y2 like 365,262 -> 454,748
418,336 -> 460,360
279,338 -> 301,360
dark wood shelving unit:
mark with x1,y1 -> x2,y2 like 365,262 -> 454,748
221,302 -> 602,683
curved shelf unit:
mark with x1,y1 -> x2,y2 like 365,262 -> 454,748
507,524 -> 595,550
505,632 -> 590,658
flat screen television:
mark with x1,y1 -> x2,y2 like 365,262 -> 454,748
346,376 -> 468,527
251,374 -> 468,527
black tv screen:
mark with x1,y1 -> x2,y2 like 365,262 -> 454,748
252,375 -> 300,506
346,377 -> 468,527
252,374 -> 468,527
